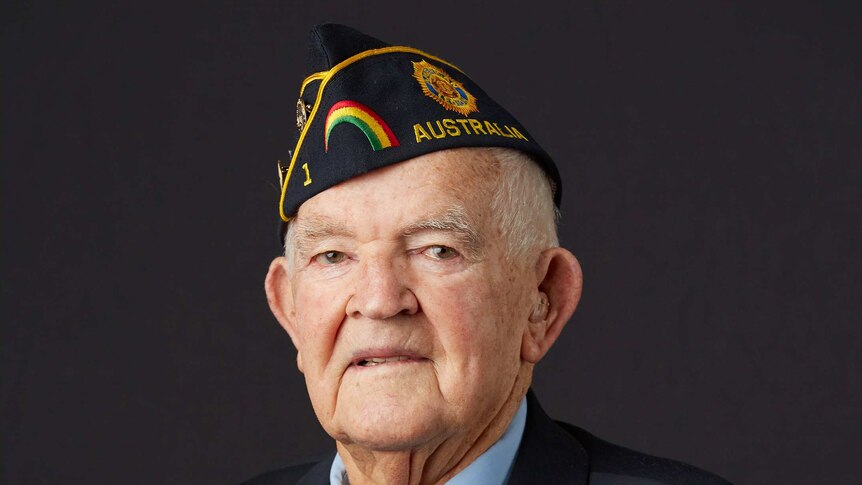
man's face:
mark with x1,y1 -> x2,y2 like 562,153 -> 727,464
269,149 -> 538,451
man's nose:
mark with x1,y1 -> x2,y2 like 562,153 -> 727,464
346,254 -> 418,320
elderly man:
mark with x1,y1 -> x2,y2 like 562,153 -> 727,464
250,24 -> 729,485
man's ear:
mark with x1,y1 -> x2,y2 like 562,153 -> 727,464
521,247 -> 583,363
265,256 -> 304,372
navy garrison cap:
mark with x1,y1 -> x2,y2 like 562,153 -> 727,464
278,24 -> 561,221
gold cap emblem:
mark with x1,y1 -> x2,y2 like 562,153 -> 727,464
412,60 -> 478,116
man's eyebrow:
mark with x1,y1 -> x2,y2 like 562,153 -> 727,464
400,206 -> 484,251
292,216 -> 355,254
291,207 -> 484,255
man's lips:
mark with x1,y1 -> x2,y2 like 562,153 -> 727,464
349,350 -> 427,368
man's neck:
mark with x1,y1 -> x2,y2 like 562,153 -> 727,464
335,383 -> 529,485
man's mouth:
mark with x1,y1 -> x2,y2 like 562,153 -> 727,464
354,356 -> 414,367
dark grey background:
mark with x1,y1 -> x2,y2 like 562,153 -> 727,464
2,1 -> 860,483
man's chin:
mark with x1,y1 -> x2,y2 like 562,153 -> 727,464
335,423 -> 445,453
338,362 -> 442,406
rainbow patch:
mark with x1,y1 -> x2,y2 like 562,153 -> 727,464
324,100 -> 400,152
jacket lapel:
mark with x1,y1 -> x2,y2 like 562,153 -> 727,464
507,391 -> 590,485
295,453 -> 334,485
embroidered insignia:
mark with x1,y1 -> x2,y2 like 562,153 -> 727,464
412,60 -> 478,116
324,100 -> 400,152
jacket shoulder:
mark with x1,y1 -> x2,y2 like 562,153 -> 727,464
556,422 -> 732,485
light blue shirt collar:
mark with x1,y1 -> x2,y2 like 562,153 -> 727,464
329,398 -> 527,485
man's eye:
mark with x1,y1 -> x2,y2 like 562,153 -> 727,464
314,251 -> 347,265
423,245 -> 459,260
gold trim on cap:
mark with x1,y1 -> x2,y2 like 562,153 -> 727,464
300,72 -> 326,97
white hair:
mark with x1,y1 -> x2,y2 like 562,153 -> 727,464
485,147 -> 560,261
282,148 -> 560,264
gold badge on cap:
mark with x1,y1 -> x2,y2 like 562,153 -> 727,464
296,99 -> 311,131
277,153 -> 291,188
412,60 -> 478,116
